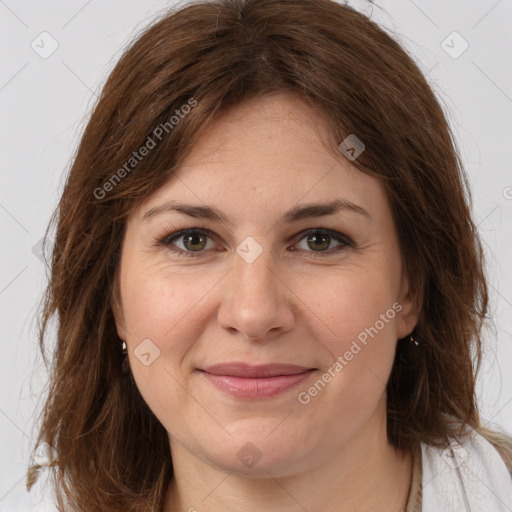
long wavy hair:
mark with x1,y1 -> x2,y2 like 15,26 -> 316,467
27,0 -> 511,510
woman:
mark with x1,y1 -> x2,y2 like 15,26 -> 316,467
27,0 -> 512,511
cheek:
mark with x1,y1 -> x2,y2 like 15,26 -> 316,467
313,266 -> 399,346
121,260 -> 216,342
119,262 -> 222,408
306,267 -> 400,406
120,267 -> 203,433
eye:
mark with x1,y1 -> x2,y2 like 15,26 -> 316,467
161,228 -> 217,256
159,227 -> 352,258
292,229 -> 352,256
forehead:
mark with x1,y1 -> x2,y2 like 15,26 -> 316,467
131,92 -> 388,227
182,93 -> 336,166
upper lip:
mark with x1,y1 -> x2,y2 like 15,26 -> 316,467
200,363 -> 315,378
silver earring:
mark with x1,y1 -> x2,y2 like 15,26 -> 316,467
410,334 -> 420,346
121,341 -> 130,375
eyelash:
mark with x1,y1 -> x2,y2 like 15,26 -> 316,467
157,227 -> 354,259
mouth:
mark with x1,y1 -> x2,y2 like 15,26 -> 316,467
198,363 -> 317,399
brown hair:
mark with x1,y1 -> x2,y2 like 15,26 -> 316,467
27,0 -> 510,510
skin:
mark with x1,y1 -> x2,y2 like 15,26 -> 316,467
113,92 -> 420,512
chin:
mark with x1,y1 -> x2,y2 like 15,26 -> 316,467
197,430 -> 315,478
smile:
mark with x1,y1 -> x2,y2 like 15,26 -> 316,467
198,363 -> 317,399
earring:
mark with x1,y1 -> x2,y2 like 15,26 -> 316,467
121,340 -> 130,375
410,333 -> 420,346
399,333 -> 419,364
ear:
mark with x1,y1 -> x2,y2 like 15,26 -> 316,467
395,269 -> 422,339
111,269 -> 127,340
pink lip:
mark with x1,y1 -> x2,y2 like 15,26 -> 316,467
199,363 -> 316,399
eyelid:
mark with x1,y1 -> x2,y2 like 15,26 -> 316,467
158,226 -> 354,257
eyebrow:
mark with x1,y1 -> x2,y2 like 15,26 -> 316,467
141,197 -> 372,225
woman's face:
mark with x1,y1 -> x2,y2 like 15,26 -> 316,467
113,93 -> 419,477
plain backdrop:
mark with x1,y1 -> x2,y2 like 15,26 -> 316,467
1,0 -> 511,510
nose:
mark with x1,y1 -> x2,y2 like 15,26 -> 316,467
217,243 -> 296,342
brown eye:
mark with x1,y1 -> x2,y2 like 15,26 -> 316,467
306,232 -> 331,251
162,228 -> 216,257
294,229 -> 351,254
182,232 -> 208,252
160,227 -> 352,259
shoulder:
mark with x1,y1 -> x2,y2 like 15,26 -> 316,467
477,425 -> 512,475
420,426 -> 512,511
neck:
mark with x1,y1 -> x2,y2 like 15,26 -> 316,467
163,409 -> 413,512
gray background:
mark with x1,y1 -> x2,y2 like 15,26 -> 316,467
1,0 -> 511,510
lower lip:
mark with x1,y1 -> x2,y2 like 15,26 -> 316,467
200,370 -> 315,399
